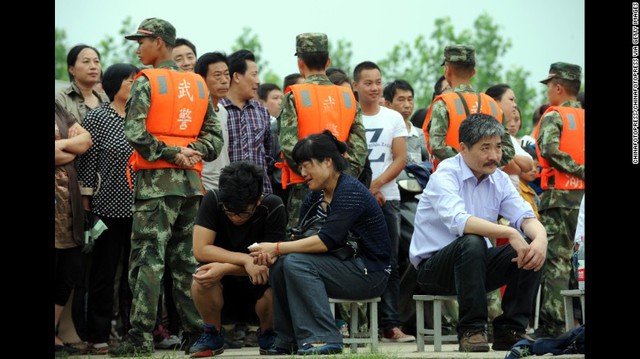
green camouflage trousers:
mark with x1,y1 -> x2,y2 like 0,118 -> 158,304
127,196 -> 204,345
286,183 -> 310,232
537,207 -> 579,337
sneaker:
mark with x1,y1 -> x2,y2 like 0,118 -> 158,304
296,342 -> 343,355
492,328 -> 534,351
233,323 -> 247,341
109,335 -> 154,357
153,324 -> 181,349
257,328 -> 277,354
262,344 -> 296,355
504,339 -> 534,359
156,334 -> 181,349
181,331 -> 201,354
459,328 -> 490,352
189,326 -> 225,358
243,330 -> 258,347
381,327 -> 416,343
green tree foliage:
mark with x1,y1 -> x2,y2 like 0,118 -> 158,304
55,28 -> 69,80
96,16 -> 140,68
329,38 -> 354,76
378,12 -> 542,132
231,27 -> 280,85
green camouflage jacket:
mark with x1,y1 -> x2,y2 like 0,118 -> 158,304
277,74 -> 367,179
428,83 -> 514,166
536,100 -> 584,210
124,60 -> 223,199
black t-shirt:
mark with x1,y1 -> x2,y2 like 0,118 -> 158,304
195,190 -> 287,253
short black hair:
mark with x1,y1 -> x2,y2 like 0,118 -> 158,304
292,130 -> 349,172
485,83 -> 512,102
550,78 -> 581,97
257,83 -> 281,101
328,71 -> 351,87
410,107 -> 428,129
327,67 -> 349,86
383,79 -> 414,103
195,52 -> 228,80
326,67 -> 346,78
532,103 -> 550,127
67,44 -> 101,82
446,62 -> 475,77
102,63 -> 140,101
353,61 -> 380,82
228,49 -> 256,80
283,73 -> 303,90
174,38 -> 197,57
433,75 -> 448,101
219,161 -> 264,212
298,52 -> 329,71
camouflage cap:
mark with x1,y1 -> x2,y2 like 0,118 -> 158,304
294,33 -> 328,56
540,62 -> 582,84
441,44 -> 475,66
125,18 -> 176,46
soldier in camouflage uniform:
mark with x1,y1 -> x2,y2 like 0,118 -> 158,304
425,44 -> 514,167
278,33 -> 367,230
534,63 -> 584,338
110,18 -> 223,357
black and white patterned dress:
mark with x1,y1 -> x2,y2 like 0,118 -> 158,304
78,103 -> 135,218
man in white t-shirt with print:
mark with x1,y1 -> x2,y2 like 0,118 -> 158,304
353,61 -> 413,342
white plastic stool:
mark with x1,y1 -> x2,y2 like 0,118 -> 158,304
328,297 -> 380,353
413,294 -> 458,352
560,289 -> 585,331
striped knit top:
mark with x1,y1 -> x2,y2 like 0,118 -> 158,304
300,173 -> 391,273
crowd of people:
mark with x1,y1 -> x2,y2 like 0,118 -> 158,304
54,17 -> 585,357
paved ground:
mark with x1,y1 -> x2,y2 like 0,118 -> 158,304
64,341 -> 586,358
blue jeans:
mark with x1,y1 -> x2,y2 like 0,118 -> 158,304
416,234 -> 542,338
378,200 -> 401,330
270,253 -> 388,348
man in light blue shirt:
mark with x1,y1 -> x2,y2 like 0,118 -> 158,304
409,113 -> 547,353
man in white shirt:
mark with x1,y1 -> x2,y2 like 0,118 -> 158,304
409,113 -> 547,352
353,61 -> 413,342
195,52 -> 231,191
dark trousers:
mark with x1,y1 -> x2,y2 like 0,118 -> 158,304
86,216 -> 132,343
55,246 -> 85,306
416,234 -> 541,338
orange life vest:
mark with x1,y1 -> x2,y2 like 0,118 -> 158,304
277,83 -> 357,189
422,92 -> 503,170
127,69 -> 209,187
533,106 -> 585,190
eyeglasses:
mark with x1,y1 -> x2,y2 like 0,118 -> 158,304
222,204 -> 256,220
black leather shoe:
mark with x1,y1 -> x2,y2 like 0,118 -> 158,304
492,328 -> 534,351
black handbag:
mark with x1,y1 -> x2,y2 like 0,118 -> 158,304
288,198 -> 360,260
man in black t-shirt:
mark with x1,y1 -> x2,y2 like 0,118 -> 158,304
188,161 -> 286,357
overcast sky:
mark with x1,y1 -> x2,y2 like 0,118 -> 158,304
55,0 -> 585,95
